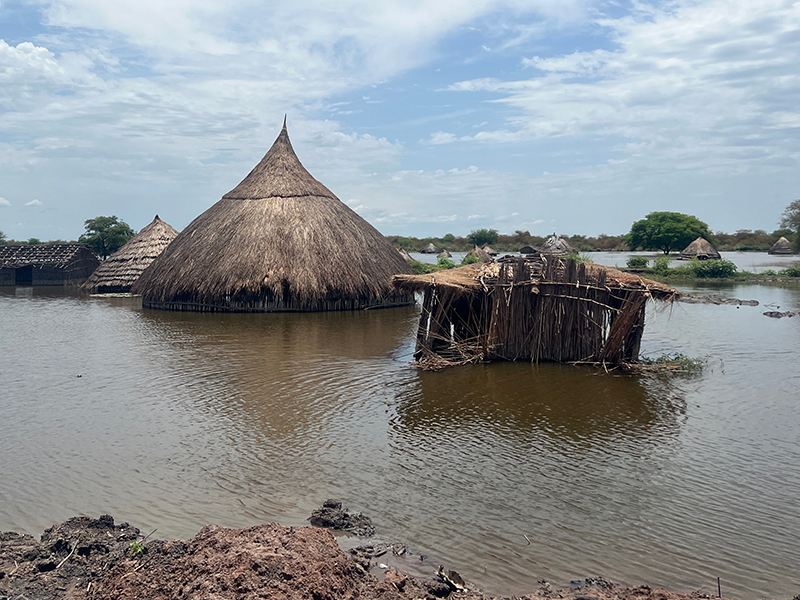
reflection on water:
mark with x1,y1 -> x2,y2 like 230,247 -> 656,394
1,284 -> 799,599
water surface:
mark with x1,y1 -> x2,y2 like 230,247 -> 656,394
1,281 -> 798,598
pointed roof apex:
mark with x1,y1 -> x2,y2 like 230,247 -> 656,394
283,113 -> 287,128
223,119 -> 334,200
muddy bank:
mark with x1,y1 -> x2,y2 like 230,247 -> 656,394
1,514 -> 744,600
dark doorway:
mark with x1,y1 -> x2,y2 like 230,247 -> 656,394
15,265 -> 33,285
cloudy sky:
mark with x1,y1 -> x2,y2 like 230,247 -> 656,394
1,0 -> 798,240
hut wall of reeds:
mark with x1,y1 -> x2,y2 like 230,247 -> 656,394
82,215 -> 179,293
132,121 -> 413,312
0,244 -> 100,286
679,237 -> 720,260
769,236 -> 794,255
393,255 -> 678,370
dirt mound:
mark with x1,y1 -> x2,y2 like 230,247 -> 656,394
308,499 -> 375,537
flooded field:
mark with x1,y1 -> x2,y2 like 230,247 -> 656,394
1,267 -> 799,598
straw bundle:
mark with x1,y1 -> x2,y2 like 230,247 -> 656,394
82,215 -> 178,293
132,120 -> 413,312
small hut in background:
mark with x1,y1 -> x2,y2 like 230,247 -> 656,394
420,242 -> 442,254
519,245 -> 536,254
393,254 -> 678,370
437,249 -> 452,259
132,120 -> 413,312
539,235 -> 574,256
769,236 -> 794,255
464,245 -> 493,263
679,237 -> 720,260
482,245 -> 498,256
82,215 -> 179,293
0,244 -> 99,286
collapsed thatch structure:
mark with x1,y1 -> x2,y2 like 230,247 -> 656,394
82,215 -> 178,293
679,237 -> 720,260
132,120 -> 413,312
393,254 -> 679,370
420,242 -> 442,254
769,236 -> 794,255
0,244 -> 99,286
539,235 -> 574,256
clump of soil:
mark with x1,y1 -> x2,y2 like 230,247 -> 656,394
309,499 -> 376,537
2,515 -> 744,600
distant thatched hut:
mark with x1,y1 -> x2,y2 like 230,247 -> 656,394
397,247 -> 414,262
393,254 -> 678,370
132,120 -> 413,312
482,245 -> 498,256
0,243 -> 99,286
679,237 -> 720,260
82,215 -> 178,293
420,242 -> 442,254
464,245 -> 493,264
437,249 -> 452,259
769,236 -> 794,255
539,235 -> 574,256
519,245 -> 536,254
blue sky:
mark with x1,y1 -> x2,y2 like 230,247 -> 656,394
1,0 -> 799,240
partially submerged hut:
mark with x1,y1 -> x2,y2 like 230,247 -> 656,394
679,237 -> 720,260
539,235 -> 574,256
519,245 -> 536,255
393,254 -> 678,370
437,249 -> 452,259
769,236 -> 794,255
465,245 -> 493,263
132,120 -> 413,312
482,245 -> 498,256
82,215 -> 179,293
0,243 -> 99,286
420,242 -> 442,254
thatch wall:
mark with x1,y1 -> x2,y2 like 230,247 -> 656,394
0,244 -> 99,286
769,236 -> 794,255
133,121 -> 413,312
679,237 -> 720,260
393,255 -> 678,370
83,215 -> 179,293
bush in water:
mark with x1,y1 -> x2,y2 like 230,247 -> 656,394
691,258 -> 737,278
626,256 -> 649,268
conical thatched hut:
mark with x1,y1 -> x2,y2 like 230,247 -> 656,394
465,245 -> 493,263
132,120 -> 413,312
82,215 -> 179,293
679,237 -> 720,260
519,245 -> 536,255
482,245 -> 498,256
769,236 -> 794,255
539,235 -> 574,256
420,242 -> 442,254
437,249 -> 452,259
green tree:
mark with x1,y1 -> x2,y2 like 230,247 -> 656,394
625,212 -> 714,254
79,215 -> 136,259
467,228 -> 499,247
780,199 -> 800,251
27,238 -> 42,245
441,233 -> 455,243
0,230 -> 6,245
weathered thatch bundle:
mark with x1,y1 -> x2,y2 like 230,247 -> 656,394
769,236 -> 794,255
679,237 -> 720,260
132,121 -> 413,312
82,215 -> 178,293
465,245 -> 493,263
539,235 -> 574,256
0,243 -> 99,286
393,254 -> 679,370
420,242 -> 442,254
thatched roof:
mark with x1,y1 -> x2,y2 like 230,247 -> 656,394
482,245 -> 498,256
0,243 -> 96,267
397,247 -> 413,262
394,255 -> 679,302
539,235 -> 574,256
132,120 -> 413,312
437,249 -> 452,259
82,215 -> 179,293
679,237 -> 720,260
519,245 -> 536,254
420,242 -> 442,254
465,245 -> 493,263
769,236 -> 794,255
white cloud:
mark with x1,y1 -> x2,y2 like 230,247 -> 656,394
0,197 -> 10,206
25,199 -> 43,206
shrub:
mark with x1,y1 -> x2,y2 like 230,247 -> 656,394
626,256 -> 649,268
691,258 -> 737,278
653,256 -> 671,273
779,265 -> 800,277
461,253 -> 483,265
437,256 -> 455,269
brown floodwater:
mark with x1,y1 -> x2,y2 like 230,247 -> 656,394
1,275 -> 799,598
